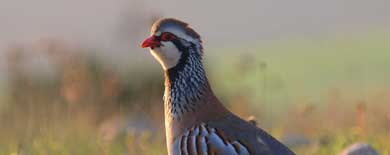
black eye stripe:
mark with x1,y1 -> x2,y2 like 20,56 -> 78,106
158,32 -> 177,41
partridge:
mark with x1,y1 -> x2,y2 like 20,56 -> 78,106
141,18 -> 295,155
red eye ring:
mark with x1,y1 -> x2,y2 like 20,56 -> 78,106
160,32 -> 176,41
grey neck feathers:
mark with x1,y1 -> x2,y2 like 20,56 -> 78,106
164,46 -> 209,119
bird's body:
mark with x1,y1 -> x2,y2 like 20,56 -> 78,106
141,18 -> 295,155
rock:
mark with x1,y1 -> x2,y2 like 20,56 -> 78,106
340,143 -> 378,155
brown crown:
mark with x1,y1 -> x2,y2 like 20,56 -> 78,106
151,18 -> 201,40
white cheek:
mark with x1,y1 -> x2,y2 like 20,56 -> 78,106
150,41 -> 182,70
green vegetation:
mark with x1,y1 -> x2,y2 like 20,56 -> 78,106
0,32 -> 389,154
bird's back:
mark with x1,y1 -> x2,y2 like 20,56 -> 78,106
168,102 -> 295,155
165,87 -> 295,155
206,114 -> 296,155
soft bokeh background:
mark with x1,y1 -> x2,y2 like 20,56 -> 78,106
0,0 -> 389,154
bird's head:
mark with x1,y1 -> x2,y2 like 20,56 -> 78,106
141,18 -> 202,70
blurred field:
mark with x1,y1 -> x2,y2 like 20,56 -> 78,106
0,31 -> 390,155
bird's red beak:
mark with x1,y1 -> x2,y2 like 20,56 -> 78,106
141,36 -> 160,48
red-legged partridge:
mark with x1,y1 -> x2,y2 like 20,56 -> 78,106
141,18 -> 295,155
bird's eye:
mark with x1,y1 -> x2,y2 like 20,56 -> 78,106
160,33 -> 176,41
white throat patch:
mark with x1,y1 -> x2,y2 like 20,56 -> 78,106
150,41 -> 182,70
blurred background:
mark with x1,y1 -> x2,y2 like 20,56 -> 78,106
0,0 -> 389,154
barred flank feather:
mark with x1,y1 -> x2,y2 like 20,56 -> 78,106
176,124 -> 250,155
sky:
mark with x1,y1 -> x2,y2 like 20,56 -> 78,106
1,0 -> 390,48
0,0 -> 389,81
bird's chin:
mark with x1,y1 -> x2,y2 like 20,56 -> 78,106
149,48 -> 181,71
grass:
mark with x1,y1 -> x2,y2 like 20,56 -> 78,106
0,31 -> 390,154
